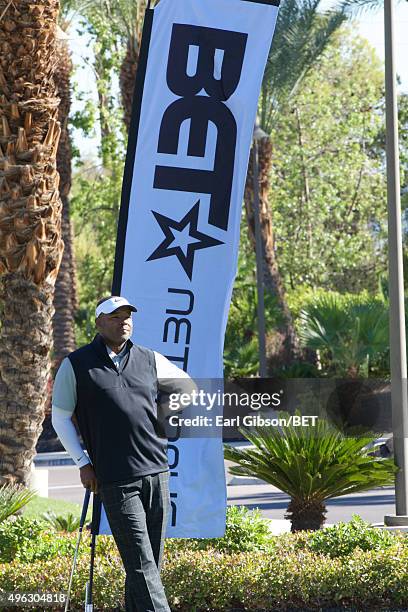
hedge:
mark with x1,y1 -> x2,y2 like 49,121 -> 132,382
1,536 -> 408,611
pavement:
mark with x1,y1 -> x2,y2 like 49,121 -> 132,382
32,451 -> 406,535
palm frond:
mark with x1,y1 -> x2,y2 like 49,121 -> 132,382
338,0 -> 384,17
0,484 -> 36,524
260,0 -> 347,132
298,294 -> 389,375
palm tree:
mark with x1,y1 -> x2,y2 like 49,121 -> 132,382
53,20 -> 78,370
245,0 -> 347,370
298,293 -> 389,377
87,0 -> 147,132
116,0 -> 148,132
0,0 -> 63,486
224,414 -> 397,531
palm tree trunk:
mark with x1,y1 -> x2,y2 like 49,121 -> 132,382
0,0 -> 63,486
120,36 -> 139,133
244,137 -> 300,370
53,37 -> 77,370
118,1 -> 147,133
285,497 -> 327,532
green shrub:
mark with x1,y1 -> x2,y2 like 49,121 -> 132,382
203,505 -> 273,553
1,511 -> 408,610
0,516 -> 76,563
165,505 -> 274,555
15,531 -> 76,564
0,517 -> 43,563
298,291 -> 389,377
0,553 -> 124,611
304,514 -> 403,557
2,544 -> 408,610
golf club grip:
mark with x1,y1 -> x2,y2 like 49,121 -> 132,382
80,488 -> 91,526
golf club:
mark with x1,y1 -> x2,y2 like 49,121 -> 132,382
84,493 -> 102,611
64,487 -> 91,612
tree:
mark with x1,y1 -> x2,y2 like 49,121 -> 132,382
81,0 -> 148,133
224,218 -> 284,377
53,21 -> 78,369
67,1 -> 129,342
0,0 -> 63,485
244,0 -> 347,370
270,29 -> 387,292
226,28 -> 387,376
116,0 -> 148,131
72,0 -> 125,167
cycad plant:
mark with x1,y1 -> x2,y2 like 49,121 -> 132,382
224,413 -> 397,531
0,484 -> 36,524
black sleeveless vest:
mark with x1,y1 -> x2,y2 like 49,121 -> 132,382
68,334 -> 168,484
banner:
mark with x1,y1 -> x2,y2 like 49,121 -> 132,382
100,0 -> 280,537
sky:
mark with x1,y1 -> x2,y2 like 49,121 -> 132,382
69,1 -> 408,159
342,1 -> 408,91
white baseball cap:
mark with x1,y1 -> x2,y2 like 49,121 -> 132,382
95,296 -> 137,318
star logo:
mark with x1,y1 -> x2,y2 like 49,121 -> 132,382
147,201 -> 223,279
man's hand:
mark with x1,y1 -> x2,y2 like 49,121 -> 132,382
79,463 -> 98,494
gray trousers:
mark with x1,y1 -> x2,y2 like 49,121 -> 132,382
99,470 -> 171,612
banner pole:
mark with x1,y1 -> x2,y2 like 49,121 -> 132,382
383,0 -> 408,526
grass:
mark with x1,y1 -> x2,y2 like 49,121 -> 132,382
22,495 -> 92,523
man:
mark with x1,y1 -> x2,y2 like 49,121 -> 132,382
52,295 -> 195,612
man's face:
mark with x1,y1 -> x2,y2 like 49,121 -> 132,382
95,306 -> 133,347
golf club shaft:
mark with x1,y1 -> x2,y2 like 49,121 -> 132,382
87,533 -> 97,605
85,582 -> 93,611
85,493 -> 102,610
65,488 -> 91,612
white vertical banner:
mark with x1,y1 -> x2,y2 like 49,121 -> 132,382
110,0 -> 280,537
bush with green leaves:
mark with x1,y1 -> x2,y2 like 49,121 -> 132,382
2,540 -> 408,610
0,516 -> 76,563
304,514 -> 401,558
209,505 -> 273,553
0,517 -> 43,563
167,506 -> 274,555
0,483 -> 36,524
